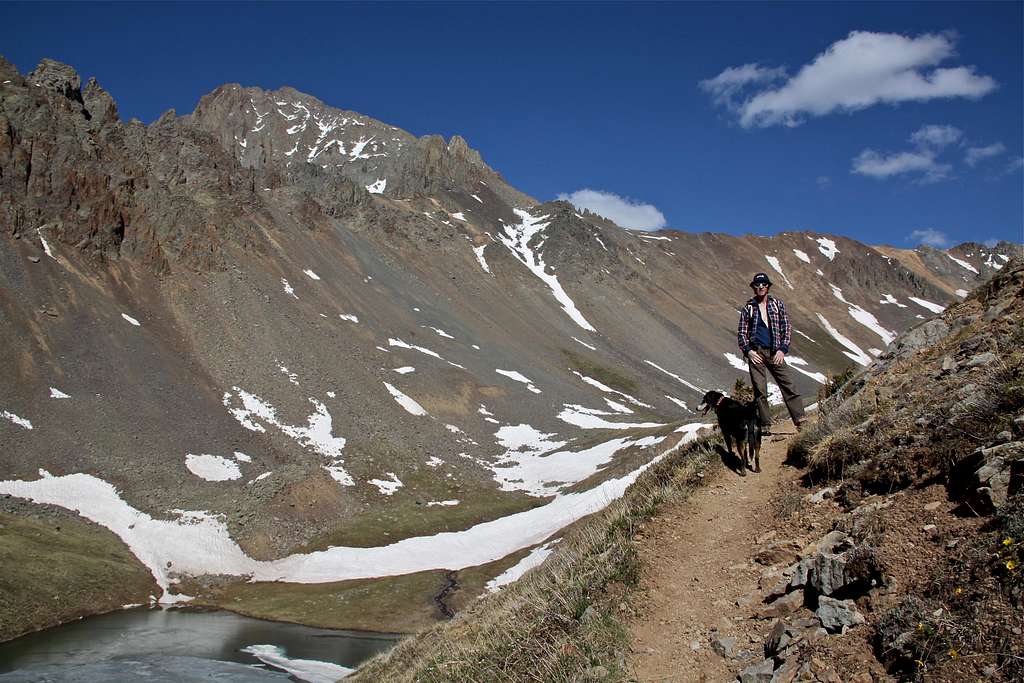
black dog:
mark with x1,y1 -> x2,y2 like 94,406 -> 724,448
699,390 -> 762,475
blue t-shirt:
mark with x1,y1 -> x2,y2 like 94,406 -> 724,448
754,313 -> 772,348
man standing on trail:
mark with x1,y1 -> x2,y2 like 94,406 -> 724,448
737,272 -> 805,433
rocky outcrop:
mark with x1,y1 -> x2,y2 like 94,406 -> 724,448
0,59 -> 271,270
28,58 -> 83,102
718,523 -> 885,682
187,83 -> 534,209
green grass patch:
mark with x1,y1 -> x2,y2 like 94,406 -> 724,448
562,349 -> 639,396
0,511 -> 158,642
193,551 -> 530,634
294,474 -> 545,552
195,571 -> 449,634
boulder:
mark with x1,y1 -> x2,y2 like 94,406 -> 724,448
965,351 -> 997,368
789,532 -> 881,597
815,596 -> 865,633
891,319 -> 949,359
755,540 -> 803,566
769,658 -> 801,683
755,591 -> 803,620
737,658 -> 775,683
712,635 -> 738,658
765,620 -> 789,657
809,661 -> 842,683
762,574 -> 791,602
808,487 -> 835,504
966,442 -> 1023,512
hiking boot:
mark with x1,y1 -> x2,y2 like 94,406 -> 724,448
759,423 -> 773,436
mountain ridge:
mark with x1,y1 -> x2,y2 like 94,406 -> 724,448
0,56 -> 1019,641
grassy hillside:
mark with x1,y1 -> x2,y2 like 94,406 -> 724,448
0,500 -> 158,642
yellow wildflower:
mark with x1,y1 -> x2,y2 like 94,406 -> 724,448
949,649 -> 959,659
1004,537 -> 1015,547
1008,559 -> 1018,571
954,587 -> 963,596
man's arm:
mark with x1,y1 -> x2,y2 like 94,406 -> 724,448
777,299 -> 792,353
737,305 -> 751,354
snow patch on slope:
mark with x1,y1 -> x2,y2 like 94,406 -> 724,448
497,209 -> 596,332
815,237 -> 839,261
496,369 -> 541,394
222,388 -> 352,485
383,382 -> 428,416
816,313 -> 871,366
908,297 -> 946,314
486,540 -> 560,592
764,255 -> 793,288
185,454 -> 242,481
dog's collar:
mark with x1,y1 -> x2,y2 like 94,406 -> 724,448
715,396 -> 725,408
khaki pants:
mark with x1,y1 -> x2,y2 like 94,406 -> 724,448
747,348 -> 805,428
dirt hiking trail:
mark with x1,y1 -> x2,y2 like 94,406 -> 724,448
628,429 -> 802,682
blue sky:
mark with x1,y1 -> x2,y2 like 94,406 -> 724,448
2,1 -> 1021,247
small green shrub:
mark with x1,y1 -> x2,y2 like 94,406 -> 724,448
875,596 -> 951,677
731,377 -> 754,403
819,365 -> 857,403
995,496 -> 1024,602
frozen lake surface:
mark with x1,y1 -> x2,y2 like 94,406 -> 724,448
0,607 -> 397,682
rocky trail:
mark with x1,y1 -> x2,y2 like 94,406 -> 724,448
626,428 -> 884,683
627,429 -> 801,681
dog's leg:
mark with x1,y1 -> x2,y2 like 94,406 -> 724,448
724,434 -> 744,476
751,424 -> 762,473
744,421 -> 756,473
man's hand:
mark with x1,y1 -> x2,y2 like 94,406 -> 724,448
747,350 -> 764,365
772,350 -> 785,365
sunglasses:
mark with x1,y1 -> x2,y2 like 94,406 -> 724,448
752,284 -> 769,289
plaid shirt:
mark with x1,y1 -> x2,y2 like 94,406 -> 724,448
737,294 -> 791,354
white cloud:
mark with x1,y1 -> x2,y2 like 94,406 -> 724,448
702,31 -> 997,128
1004,156 -> 1024,175
983,238 -> 999,248
557,189 -> 667,230
908,228 -> 952,248
852,124 -> 966,183
816,175 -> 831,189
965,142 -> 1006,167
910,124 -> 962,149
852,148 -> 951,183
699,63 -> 787,110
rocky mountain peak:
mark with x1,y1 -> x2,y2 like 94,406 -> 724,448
82,76 -> 119,126
28,58 -> 83,103
446,134 -> 483,166
0,55 -> 20,81
185,80 -> 533,208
